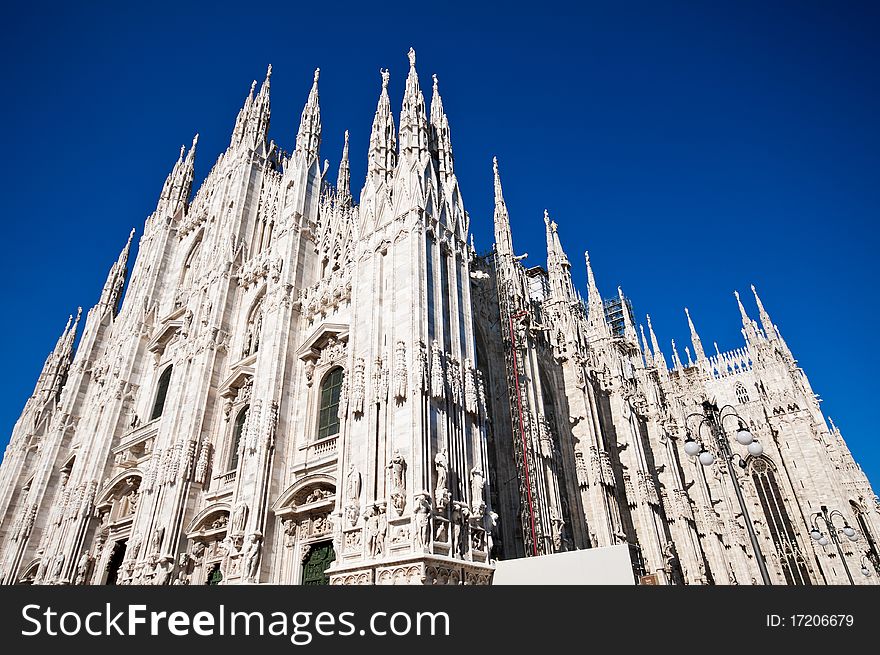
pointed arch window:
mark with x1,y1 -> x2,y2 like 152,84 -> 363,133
317,367 -> 344,440
242,297 -> 264,359
735,382 -> 750,404
229,405 -> 249,471
150,366 -> 173,420
749,458 -> 811,585
181,240 -> 202,290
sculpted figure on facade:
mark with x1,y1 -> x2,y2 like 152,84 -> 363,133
434,450 -> 450,510
387,450 -> 407,516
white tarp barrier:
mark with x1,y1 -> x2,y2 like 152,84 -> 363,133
492,544 -> 635,585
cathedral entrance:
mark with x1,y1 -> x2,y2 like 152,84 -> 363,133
301,542 -> 334,585
206,562 -> 223,585
105,539 -> 127,586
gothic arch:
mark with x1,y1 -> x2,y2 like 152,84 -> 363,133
96,469 -> 144,506
17,558 -> 40,584
747,456 -> 811,585
179,231 -> 204,288
272,473 -> 336,517
186,503 -> 232,536
240,287 -> 266,360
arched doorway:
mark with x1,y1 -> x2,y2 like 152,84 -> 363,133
105,540 -> 127,586
272,474 -> 336,584
301,542 -> 335,585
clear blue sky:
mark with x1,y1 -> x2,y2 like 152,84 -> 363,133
1,1 -> 878,487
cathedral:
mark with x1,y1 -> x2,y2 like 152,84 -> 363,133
1,49 -> 877,586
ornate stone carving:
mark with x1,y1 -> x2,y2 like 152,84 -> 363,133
387,450 -> 407,516
430,340 -> 444,399
393,341 -> 407,401
241,532 -> 262,582
413,492 -> 431,551
463,358 -> 478,414
470,466 -> 485,518
434,450 -> 450,510
231,502 -> 248,535
365,504 -> 387,558
351,357 -> 365,415
345,463 -> 361,527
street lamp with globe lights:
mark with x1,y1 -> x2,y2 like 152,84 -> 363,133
809,506 -> 860,585
860,555 -> 873,578
683,400 -> 771,585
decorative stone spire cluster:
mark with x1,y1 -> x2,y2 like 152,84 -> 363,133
585,251 -> 611,341
230,65 -> 272,151
646,314 -> 667,371
99,228 -> 136,314
156,134 -> 198,216
545,211 -> 574,301
430,74 -> 454,181
398,48 -> 430,160
493,157 -> 515,259
337,130 -> 351,203
367,68 -> 397,185
295,68 -> 321,161
685,307 -> 706,363
618,286 -> 639,345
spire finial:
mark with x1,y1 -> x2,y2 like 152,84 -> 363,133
432,73 -> 438,92
408,47 -> 416,68
750,283 -> 776,339
313,67 -> 320,83
543,209 -> 550,225
267,64 -> 273,78
685,306 -> 706,362
381,68 -> 389,89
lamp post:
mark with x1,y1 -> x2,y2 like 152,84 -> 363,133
683,400 -> 772,585
860,554 -> 873,578
809,506 -> 860,585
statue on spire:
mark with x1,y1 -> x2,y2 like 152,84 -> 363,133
408,47 -> 416,68
381,68 -> 389,89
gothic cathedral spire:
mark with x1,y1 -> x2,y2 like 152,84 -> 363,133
295,67 -> 321,161
398,48 -> 429,161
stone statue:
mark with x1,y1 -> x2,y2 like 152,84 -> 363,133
74,551 -> 92,585
150,526 -> 164,554
470,466 -> 485,517
365,505 -> 386,558
155,556 -> 174,586
413,493 -> 431,551
232,503 -> 248,535
50,552 -> 65,583
242,533 -> 262,582
451,502 -> 470,559
434,450 -> 449,510
173,553 -> 190,585
388,450 -> 407,516
345,463 -> 361,526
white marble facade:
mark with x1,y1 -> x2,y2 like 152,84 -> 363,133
0,50 -> 877,586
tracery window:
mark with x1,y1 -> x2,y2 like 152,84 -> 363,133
735,382 -> 750,404
750,457 -> 811,585
229,405 -> 249,471
181,240 -> 202,290
150,366 -> 173,420
316,367 -> 344,440
241,297 -> 264,359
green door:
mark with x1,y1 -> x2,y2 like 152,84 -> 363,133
301,542 -> 335,585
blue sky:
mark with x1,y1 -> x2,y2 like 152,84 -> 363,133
1,1 -> 878,487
